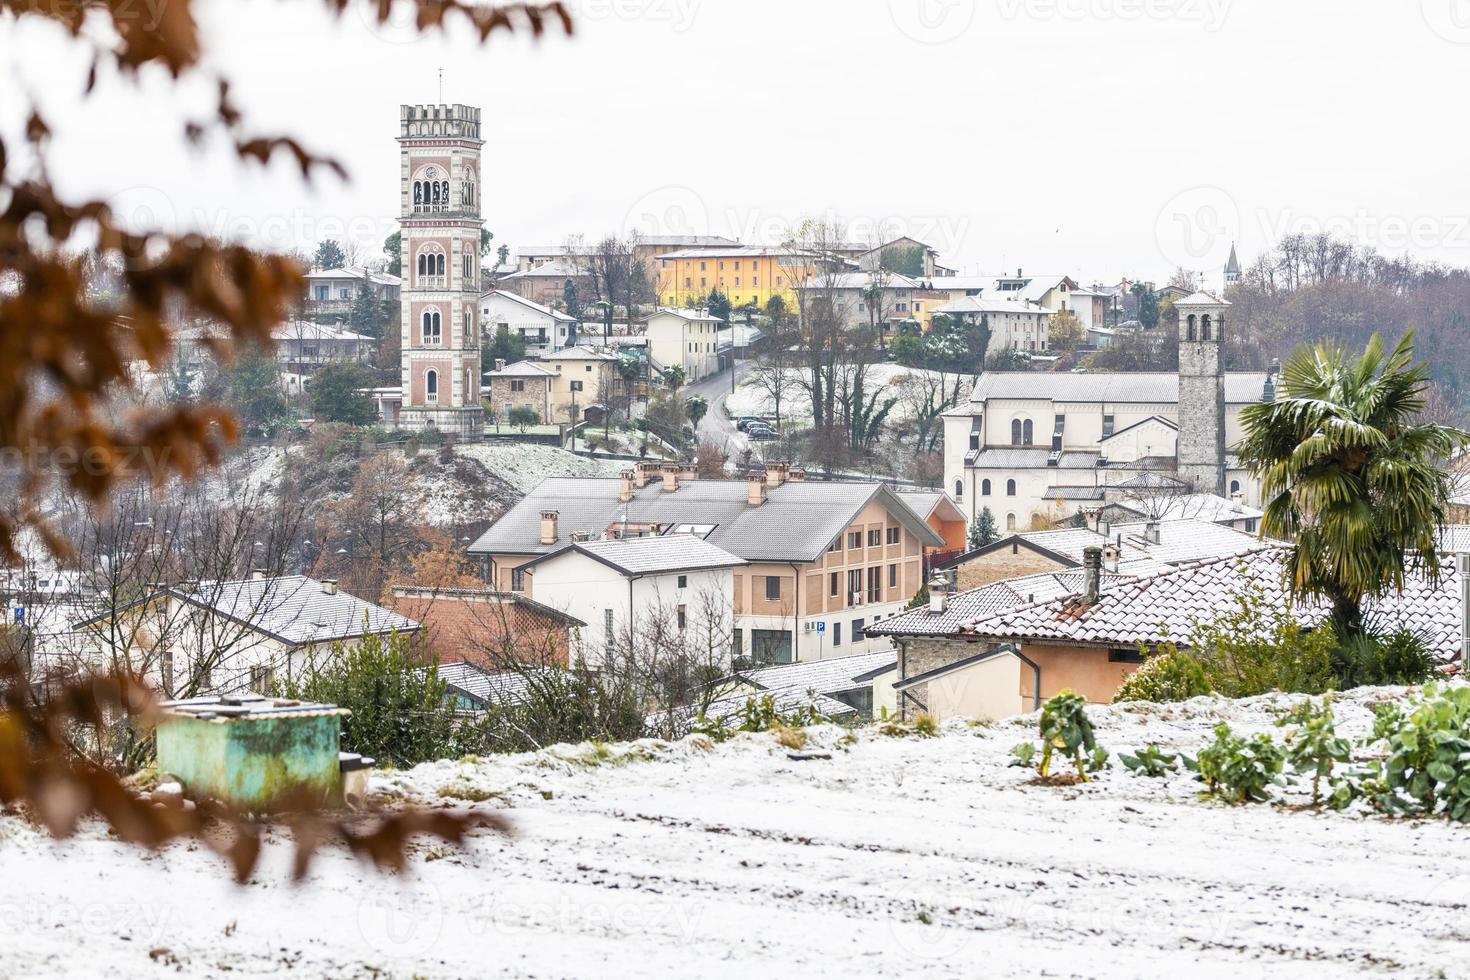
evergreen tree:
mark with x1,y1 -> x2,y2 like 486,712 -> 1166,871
310,361 -> 378,426
496,243 -> 510,268
314,239 -> 347,271
482,326 -> 528,373
969,507 -> 999,550
226,352 -> 291,436
347,284 -> 379,337
706,287 -> 732,323
382,232 -> 401,277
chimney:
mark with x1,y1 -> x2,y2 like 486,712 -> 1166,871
540,510 -> 559,546
320,579 -> 338,596
635,461 -> 659,489
765,461 -> 790,488
748,474 -> 768,507
1096,518 -> 1112,541
1017,267 -> 1023,278
250,568 -> 267,581
788,467 -> 807,482
619,470 -> 635,503
661,464 -> 680,492
1083,546 -> 1103,603
928,575 -> 948,615
1144,520 -> 1161,546
494,358 -> 506,372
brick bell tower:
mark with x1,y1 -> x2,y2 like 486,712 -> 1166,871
397,103 -> 484,435
1175,292 -> 1229,496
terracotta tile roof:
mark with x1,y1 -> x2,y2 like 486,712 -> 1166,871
960,548 -> 1464,666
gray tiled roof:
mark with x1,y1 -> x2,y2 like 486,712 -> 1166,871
962,548 -> 1464,666
567,535 -> 745,575
971,448 -> 1100,469
870,570 -> 1130,638
176,577 -> 420,647
698,686 -> 856,723
468,478 -> 944,563
969,372 -> 1272,406
737,651 -> 896,696
436,662 -> 553,707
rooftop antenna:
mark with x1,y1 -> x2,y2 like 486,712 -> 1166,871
437,67 -> 444,105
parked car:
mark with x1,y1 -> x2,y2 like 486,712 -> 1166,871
747,426 -> 778,441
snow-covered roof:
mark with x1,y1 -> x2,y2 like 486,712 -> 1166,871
736,651 -> 896,697
934,296 -> 1050,316
481,289 -> 578,322
537,535 -> 747,577
76,576 -> 420,648
305,267 -> 401,286
485,360 -> 556,379
469,479 -> 944,564
501,259 -> 584,279
969,371 -> 1273,406
1176,290 -> 1230,307
643,307 -> 724,324
1106,493 -> 1264,525
961,548 -> 1464,665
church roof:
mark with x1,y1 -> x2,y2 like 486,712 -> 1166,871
1225,243 -> 1242,274
969,372 -> 1271,406
1176,290 -> 1230,307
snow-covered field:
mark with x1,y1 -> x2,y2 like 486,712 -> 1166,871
4,688 -> 1469,979
454,443 -> 627,494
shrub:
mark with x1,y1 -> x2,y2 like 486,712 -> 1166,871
1113,649 -> 1212,703
1276,698 -> 1352,805
462,667 -> 646,755
1038,690 -> 1105,781
1331,627 -> 1438,689
279,631 -> 458,768
1120,744 -> 1178,777
690,694 -> 832,743
1189,589 -> 1336,698
1188,723 -> 1285,804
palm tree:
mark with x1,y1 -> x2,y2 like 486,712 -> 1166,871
1237,332 -> 1470,640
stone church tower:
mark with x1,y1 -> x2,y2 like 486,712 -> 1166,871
1224,242 -> 1242,288
1175,292 -> 1229,495
397,104 -> 484,435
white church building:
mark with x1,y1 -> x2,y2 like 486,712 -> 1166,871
942,293 -> 1274,531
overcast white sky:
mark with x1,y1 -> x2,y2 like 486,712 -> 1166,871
4,0 -> 1469,284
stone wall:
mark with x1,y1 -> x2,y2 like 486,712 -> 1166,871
895,635 -> 995,720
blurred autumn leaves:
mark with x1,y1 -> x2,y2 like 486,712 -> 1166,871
0,0 -> 570,877
0,0 -> 572,563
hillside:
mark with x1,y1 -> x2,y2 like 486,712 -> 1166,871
2,687 -> 1465,978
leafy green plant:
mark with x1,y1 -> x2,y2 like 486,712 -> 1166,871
1120,744 -> 1179,777
1038,690 -> 1103,781
1189,723 -> 1285,804
1331,628 -> 1438,689
1367,684 -> 1470,822
1009,742 -> 1037,768
1276,698 -> 1352,805
1113,649 -> 1212,703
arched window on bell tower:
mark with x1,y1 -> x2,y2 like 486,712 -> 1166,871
1187,314 -> 1198,341
425,369 -> 439,404
1201,314 -> 1212,341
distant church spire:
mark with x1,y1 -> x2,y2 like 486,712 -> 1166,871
1224,242 -> 1242,288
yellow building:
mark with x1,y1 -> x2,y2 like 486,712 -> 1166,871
654,246 -> 820,312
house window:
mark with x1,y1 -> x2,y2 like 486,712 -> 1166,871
511,380 -> 525,392
1006,513 -> 1017,531
886,527 -> 900,545
249,666 -> 274,695
1007,479 -> 1017,496
847,568 -> 862,598
867,529 -> 881,548
765,576 -> 781,601
848,531 -> 862,549
867,566 -> 881,604
1230,480 -> 1241,495
832,622 -> 842,647
828,538 -> 842,553
829,572 -> 839,597
425,369 -> 439,403
955,479 -> 964,498
1023,419 -> 1034,445
888,564 -> 898,589
982,479 -> 992,496
677,605 -> 687,630
511,567 -> 526,592
677,575 -> 688,589
852,619 -> 866,641
1102,414 -> 1116,438
1011,419 -> 1022,444
1109,650 -> 1146,664
604,608 -> 614,637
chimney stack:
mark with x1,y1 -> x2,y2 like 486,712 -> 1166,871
494,358 -> 506,372
928,575 -> 948,615
619,469 -> 635,503
1083,546 -> 1103,603
747,474 -> 768,507
250,568 -> 267,581
1144,520 -> 1161,546
540,510 -> 559,546
634,461 -> 659,489
765,461 -> 790,488
661,464 -> 680,493
320,579 -> 338,596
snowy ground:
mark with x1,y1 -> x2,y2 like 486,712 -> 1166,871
452,443 -> 626,495
4,688 -> 1470,978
